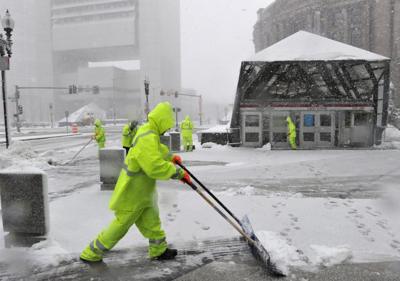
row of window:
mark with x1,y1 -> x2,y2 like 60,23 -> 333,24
52,10 -> 134,25
245,132 -> 332,143
244,112 -> 371,128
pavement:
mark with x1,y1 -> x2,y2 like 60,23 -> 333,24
1,237 -> 399,281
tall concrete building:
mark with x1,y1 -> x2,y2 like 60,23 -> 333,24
253,0 -> 400,106
1,0 -> 181,126
51,0 -> 181,120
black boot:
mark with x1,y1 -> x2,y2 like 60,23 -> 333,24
154,248 -> 178,260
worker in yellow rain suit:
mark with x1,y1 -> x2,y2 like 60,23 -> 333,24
180,115 -> 194,152
286,116 -> 297,150
93,119 -> 106,149
80,102 -> 191,263
121,120 -> 138,155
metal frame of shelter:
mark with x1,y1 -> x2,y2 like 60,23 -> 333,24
230,59 -> 391,148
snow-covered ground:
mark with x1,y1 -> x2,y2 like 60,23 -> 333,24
0,127 -> 400,278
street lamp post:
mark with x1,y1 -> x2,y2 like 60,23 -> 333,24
0,10 -> 14,148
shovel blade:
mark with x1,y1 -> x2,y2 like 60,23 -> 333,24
241,215 -> 285,277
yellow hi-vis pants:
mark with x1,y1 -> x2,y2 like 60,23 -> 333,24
93,207 -> 167,258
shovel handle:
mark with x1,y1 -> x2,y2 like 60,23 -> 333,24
186,181 -> 256,245
178,163 -> 242,226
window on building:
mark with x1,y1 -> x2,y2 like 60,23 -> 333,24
273,133 -> 287,143
345,112 -> 352,128
245,133 -> 259,142
303,114 -> 315,127
320,114 -> 331,127
272,115 -> 286,128
303,132 -> 315,142
245,115 -> 260,127
320,133 -> 331,142
354,113 -> 370,126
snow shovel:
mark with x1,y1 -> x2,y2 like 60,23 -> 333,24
61,138 -> 93,165
177,163 -> 285,277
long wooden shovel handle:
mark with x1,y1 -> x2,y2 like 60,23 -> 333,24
186,181 -> 256,245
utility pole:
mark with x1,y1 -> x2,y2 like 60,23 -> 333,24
49,103 -> 54,128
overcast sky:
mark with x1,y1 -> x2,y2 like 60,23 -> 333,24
181,0 -> 274,104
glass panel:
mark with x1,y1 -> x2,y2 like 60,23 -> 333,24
354,113 -> 370,126
303,114 -> 315,127
320,133 -> 331,142
263,116 -> 270,130
345,112 -> 352,127
303,132 -> 315,142
320,114 -> 331,127
245,133 -> 259,142
245,115 -> 260,127
273,133 -> 287,142
272,115 -> 287,127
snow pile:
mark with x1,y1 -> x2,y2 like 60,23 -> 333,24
256,231 -> 308,275
310,244 -> 352,267
0,141 -> 52,171
6,141 -> 38,159
201,142 -> 227,149
257,143 -> 271,151
0,240 -> 73,274
384,126 -> 400,142
218,185 -> 256,196
256,231 -> 353,274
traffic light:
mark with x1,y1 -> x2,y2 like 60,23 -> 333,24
92,85 -> 100,94
18,105 -> 23,115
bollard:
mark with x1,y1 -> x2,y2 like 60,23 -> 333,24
160,135 -> 171,149
0,169 -> 49,247
170,132 -> 181,152
99,148 -> 125,190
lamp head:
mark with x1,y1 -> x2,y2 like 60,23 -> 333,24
1,10 -> 15,31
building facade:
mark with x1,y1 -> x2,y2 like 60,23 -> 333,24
253,0 -> 400,106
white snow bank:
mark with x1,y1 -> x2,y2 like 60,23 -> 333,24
0,239 -> 73,273
6,141 -> 38,159
310,244 -> 352,267
256,231 -> 352,274
256,231 -> 309,275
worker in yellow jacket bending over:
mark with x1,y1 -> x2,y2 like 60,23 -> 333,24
286,116 -> 297,150
121,120 -> 138,155
180,115 -> 194,152
93,119 -> 106,149
80,102 -> 191,263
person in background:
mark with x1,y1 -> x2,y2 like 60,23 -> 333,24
122,120 -> 138,155
286,116 -> 297,150
80,102 -> 191,263
93,119 -> 106,149
180,115 -> 194,152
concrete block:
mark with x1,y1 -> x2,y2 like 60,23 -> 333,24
0,170 -> 49,235
99,148 -> 125,190
160,135 -> 171,149
170,132 -> 181,152
4,232 -> 46,248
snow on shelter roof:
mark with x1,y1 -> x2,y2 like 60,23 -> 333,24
248,31 -> 389,62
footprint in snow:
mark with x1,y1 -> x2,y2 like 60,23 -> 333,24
201,226 -> 210,231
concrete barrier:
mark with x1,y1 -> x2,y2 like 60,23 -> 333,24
0,170 -> 49,247
99,148 -> 125,190
160,135 -> 171,149
170,132 -> 181,152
